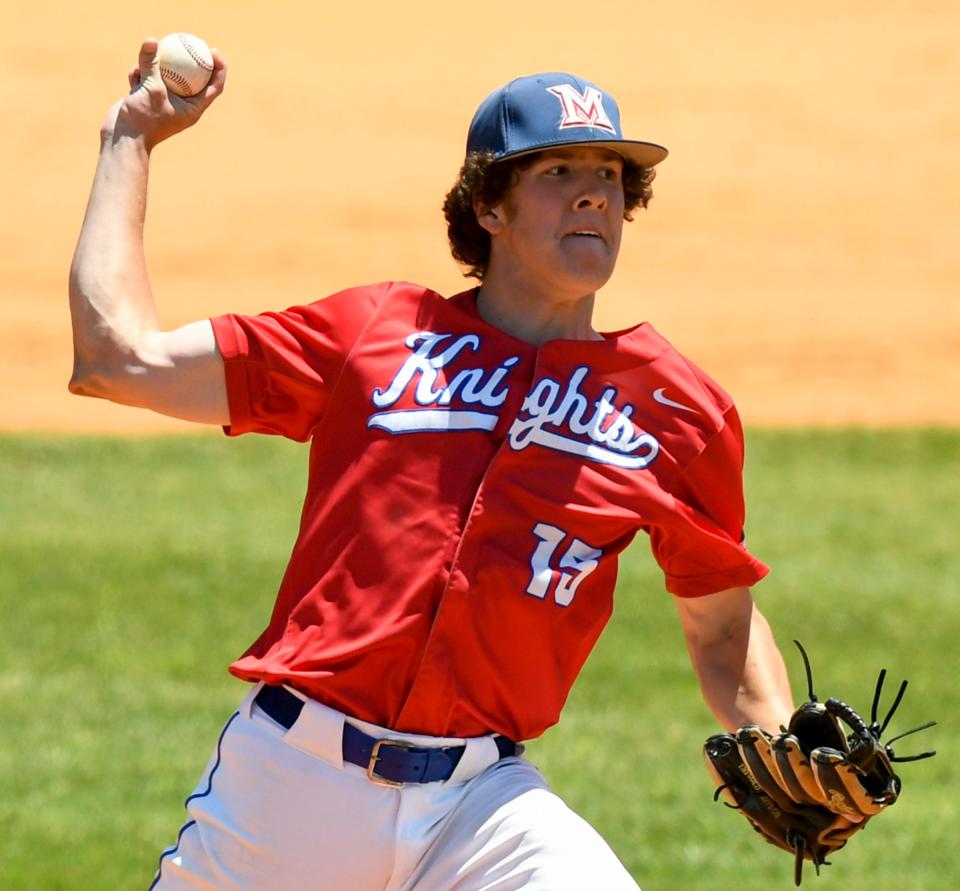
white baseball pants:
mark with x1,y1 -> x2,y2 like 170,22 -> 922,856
150,684 -> 640,890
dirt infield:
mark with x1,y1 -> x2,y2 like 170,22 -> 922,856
4,1 -> 958,432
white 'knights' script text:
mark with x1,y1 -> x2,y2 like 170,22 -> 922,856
367,332 -> 660,469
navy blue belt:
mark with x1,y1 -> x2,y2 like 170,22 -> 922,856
254,684 -> 517,787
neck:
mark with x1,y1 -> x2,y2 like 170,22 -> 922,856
475,277 -> 603,346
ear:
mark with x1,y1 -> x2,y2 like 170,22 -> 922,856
473,197 -> 506,236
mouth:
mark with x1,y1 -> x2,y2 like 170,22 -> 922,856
564,229 -> 606,244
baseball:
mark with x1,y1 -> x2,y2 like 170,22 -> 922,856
156,32 -> 214,97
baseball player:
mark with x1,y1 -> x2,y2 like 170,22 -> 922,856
69,38 -> 796,890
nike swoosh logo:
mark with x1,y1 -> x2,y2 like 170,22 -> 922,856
653,387 -> 699,414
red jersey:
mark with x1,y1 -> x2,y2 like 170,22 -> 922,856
210,282 -> 769,740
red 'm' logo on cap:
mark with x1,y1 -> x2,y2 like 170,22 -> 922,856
546,85 -> 616,133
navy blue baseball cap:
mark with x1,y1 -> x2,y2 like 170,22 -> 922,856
466,72 -> 668,168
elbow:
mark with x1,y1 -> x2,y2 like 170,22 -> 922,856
67,308 -> 146,404
67,278 -> 139,402
67,374 -> 88,397
68,372 -> 100,399
68,358 -> 112,400
68,338 -> 141,403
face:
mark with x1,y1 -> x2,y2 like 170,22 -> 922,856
478,146 -> 626,299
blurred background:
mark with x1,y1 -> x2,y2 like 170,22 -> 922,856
2,0 -> 958,430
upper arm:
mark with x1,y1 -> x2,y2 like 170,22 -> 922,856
649,406 -> 769,598
69,319 -> 230,426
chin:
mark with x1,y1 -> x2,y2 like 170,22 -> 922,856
559,253 -> 618,292
559,266 -> 615,296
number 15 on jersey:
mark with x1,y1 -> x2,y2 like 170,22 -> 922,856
526,522 -> 603,607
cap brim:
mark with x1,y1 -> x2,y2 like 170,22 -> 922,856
498,139 -> 669,169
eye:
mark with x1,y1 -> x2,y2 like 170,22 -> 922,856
544,164 -> 569,176
598,166 -> 620,182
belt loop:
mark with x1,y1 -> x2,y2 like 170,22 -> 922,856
241,681 -> 265,719
447,735 -> 501,785
277,692 -> 346,769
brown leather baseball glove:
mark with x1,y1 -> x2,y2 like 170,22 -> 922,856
704,641 -> 935,885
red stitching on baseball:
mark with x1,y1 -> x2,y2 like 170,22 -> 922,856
159,66 -> 191,90
179,35 -> 213,72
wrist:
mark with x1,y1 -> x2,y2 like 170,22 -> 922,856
99,125 -> 152,159
99,98 -> 159,155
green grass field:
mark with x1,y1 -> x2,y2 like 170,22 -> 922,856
1,430 -> 956,890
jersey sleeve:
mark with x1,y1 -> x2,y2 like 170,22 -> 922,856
649,405 -> 770,597
210,284 -> 384,441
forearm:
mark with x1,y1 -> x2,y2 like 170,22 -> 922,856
676,588 -> 794,734
692,606 -> 794,733
68,133 -> 159,396
69,36 -> 227,405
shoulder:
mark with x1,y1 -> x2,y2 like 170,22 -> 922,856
229,282 -> 452,344
324,283 -> 490,337
300,280 -> 445,320
614,322 -> 735,431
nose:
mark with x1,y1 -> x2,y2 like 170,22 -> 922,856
572,176 -> 608,211
575,193 -> 606,210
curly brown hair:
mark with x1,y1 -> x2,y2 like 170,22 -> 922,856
442,150 -> 656,280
